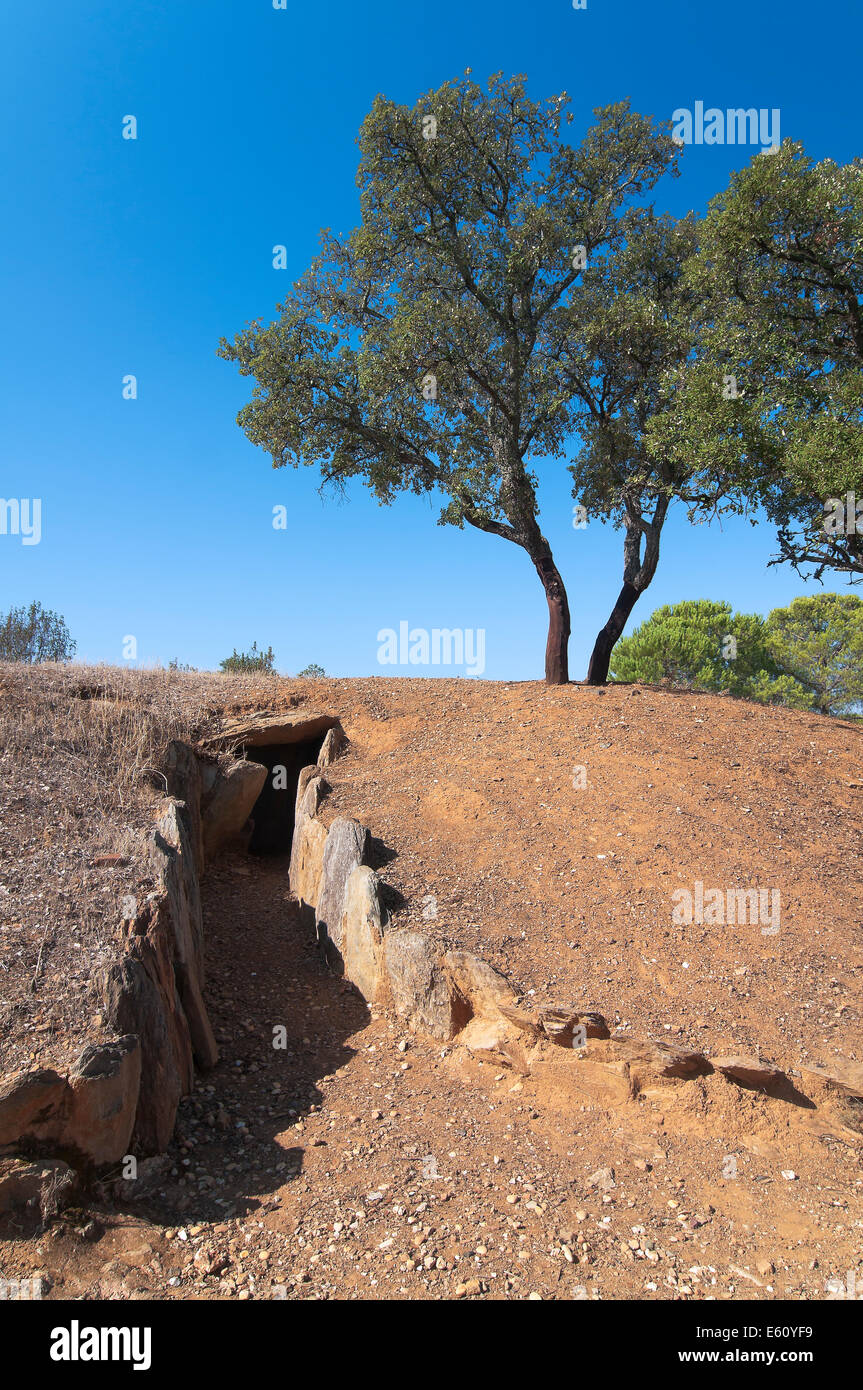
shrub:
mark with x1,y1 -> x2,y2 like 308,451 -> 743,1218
765,594 -> 863,716
0,602 -> 77,663
219,642 -> 276,675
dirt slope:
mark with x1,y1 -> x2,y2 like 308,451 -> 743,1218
316,678 -> 863,1076
1,672 -> 861,1301
2,852 -> 860,1303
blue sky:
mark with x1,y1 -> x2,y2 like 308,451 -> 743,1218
1,0 -> 860,679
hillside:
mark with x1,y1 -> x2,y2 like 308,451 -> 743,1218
1,666 -> 861,1302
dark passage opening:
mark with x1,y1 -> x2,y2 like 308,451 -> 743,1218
245,735 -> 326,855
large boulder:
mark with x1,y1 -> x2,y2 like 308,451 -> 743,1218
341,866 -> 387,1002
200,758 -> 267,861
64,1036 -> 142,1166
0,1069 -> 70,1150
315,818 -> 370,964
100,955 -> 187,1155
383,931 -> 463,1040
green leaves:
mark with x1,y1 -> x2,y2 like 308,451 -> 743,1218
765,593 -> 863,715
218,74 -> 678,558
649,141 -> 863,580
609,599 -> 781,694
609,594 -> 862,715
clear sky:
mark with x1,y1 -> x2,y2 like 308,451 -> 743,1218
1,0 -> 860,679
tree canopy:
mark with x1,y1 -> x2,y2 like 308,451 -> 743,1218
608,598 -> 802,700
647,142 -> 863,583
220,73 -> 679,683
609,594 -> 863,715
764,593 -> 863,715
565,208 -> 714,681
0,602 -> 77,664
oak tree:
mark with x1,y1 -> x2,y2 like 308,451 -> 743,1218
219,74 -> 677,682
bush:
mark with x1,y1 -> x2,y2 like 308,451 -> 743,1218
609,598 -> 816,709
746,670 -> 815,710
297,663 -> 326,678
765,594 -> 863,716
0,602 -> 77,663
609,600 -> 780,696
219,642 -> 276,675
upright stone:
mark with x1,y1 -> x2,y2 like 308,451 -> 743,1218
341,865 -> 386,1002
64,1036 -> 142,1166
289,772 -> 329,928
200,758 -> 267,861
315,818 -> 370,965
383,931 -> 462,1040
317,725 -> 346,767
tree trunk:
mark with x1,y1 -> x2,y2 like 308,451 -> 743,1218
586,580 -> 641,685
586,496 -> 669,685
534,554 -> 571,685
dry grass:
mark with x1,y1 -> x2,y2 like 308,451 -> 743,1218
0,661 -> 312,1076
0,662 -> 283,805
